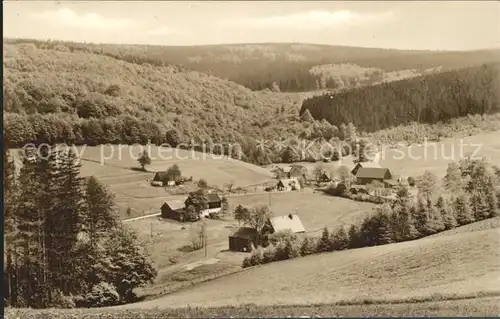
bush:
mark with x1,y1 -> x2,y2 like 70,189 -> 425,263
262,244 -> 277,263
47,290 -> 76,309
83,282 -> 120,307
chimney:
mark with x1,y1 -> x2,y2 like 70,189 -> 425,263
288,213 -> 293,219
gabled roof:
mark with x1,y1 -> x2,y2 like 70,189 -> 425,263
229,227 -> 258,240
356,167 -> 391,179
277,177 -> 300,186
352,161 -> 382,170
269,214 -> 306,233
163,199 -> 186,211
153,171 -> 169,181
206,193 -> 221,203
282,166 -> 292,173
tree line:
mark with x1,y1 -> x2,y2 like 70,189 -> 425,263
242,157 -> 500,268
300,63 -> 500,133
3,146 -> 157,308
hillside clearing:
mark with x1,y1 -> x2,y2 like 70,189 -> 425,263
120,226 -> 500,309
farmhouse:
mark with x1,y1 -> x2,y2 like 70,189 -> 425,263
263,214 -> 306,234
185,192 -> 222,218
351,161 -> 382,176
152,171 -> 169,185
277,177 -> 301,191
274,165 -> 308,179
161,198 -> 188,222
228,227 -> 258,252
355,167 -> 392,186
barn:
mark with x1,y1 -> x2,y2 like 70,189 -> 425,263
355,167 -> 392,186
161,199 -> 187,222
153,171 -> 169,185
350,161 -> 382,176
228,227 -> 258,252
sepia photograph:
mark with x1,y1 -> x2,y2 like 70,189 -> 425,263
3,1 -> 500,317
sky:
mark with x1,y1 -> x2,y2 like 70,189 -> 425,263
3,1 -> 499,50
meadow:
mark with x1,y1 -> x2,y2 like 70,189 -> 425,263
129,191 -> 376,299
378,130 -> 500,178
121,225 -> 500,309
7,296 -> 499,317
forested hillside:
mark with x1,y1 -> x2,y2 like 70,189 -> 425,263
300,63 -> 500,133
4,42 -> 341,164
6,39 -> 499,92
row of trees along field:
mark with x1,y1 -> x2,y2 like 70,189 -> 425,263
300,63 -> 500,133
243,157 -> 500,268
3,146 -> 157,308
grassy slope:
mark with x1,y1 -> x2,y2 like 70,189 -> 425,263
378,130 -> 500,178
130,192 -> 375,298
120,226 -> 500,309
7,296 -> 500,317
11,145 -> 276,218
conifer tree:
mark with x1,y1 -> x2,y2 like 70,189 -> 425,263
454,193 -> 475,226
435,195 -> 457,230
443,162 -> 463,194
4,147 -> 19,305
347,224 -> 362,249
331,226 -> 349,250
414,197 -> 432,236
426,199 -> 445,234
317,227 -> 331,252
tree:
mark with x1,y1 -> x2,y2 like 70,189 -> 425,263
185,190 -> 208,218
454,193 -> 475,226
224,181 -> 235,193
416,170 -> 439,204
137,150 -> 151,171
165,129 -> 181,148
100,227 -> 157,303
316,227 -> 331,252
300,109 -> 315,123
336,165 -> 355,190
243,205 -> 272,245
166,164 -> 182,182
82,176 -> 118,287
232,204 -> 249,226
219,197 -> 229,218
347,224 -> 362,249
443,162 -> 463,194
300,236 -> 317,256
331,227 -> 349,251
185,205 -> 199,222
282,145 -> 301,163
426,199 -> 445,234
4,147 -> 19,306
313,163 -> 328,182
435,195 -> 456,230
197,179 -> 208,189
356,139 -> 372,163
414,197 -> 433,236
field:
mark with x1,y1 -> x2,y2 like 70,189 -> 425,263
7,296 -> 500,317
121,225 -> 500,309
12,145 -> 276,218
378,131 -> 500,178
129,191 -> 376,298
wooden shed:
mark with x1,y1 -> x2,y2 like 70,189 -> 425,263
229,227 -> 258,252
